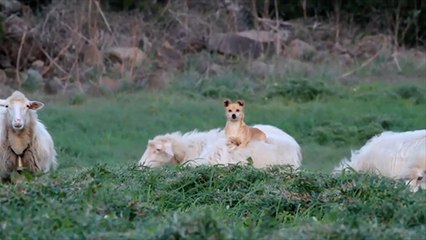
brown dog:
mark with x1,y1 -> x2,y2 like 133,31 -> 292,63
224,99 -> 267,150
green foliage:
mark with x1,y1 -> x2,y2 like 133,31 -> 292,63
0,166 -> 424,239
267,79 -> 334,102
0,15 -> 4,42
1,75 -> 424,238
101,0 -> 168,12
393,85 -> 426,104
262,0 -> 425,46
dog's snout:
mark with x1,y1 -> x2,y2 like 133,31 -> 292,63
232,114 -> 236,119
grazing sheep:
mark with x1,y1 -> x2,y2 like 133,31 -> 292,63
401,141 -> 426,192
334,130 -> 426,192
138,128 -> 224,168
138,124 -> 302,169
0,91 -> 57,182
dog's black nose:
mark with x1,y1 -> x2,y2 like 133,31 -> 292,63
17,168 -> 23,174
232,114 -> 236,119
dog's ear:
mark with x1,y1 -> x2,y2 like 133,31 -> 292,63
224,99 -> 231,107
237,100 -> 244,106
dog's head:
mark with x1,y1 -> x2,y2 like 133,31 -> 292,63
224,99 -> 245,122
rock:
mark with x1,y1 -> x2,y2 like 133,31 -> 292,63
247,60 -> 274,77
0,0 -> 22,14
2,15 -> 44,70
0,84 -> 14,97
98,76 -> 121,93
44,77 -> 63,95
0,69 -> 6,85
284,39 -> 316,61
352,34 -> 392,59
31,60 -> 45,71
22,68 -> 44,92
207,33 -> 262,59
82,44 -> 103,66
204,63 -> 227,76
147,70 -> 173,90
274,58 -> 315,76
104,47 -> 146,67
1,68 -> 21,88
157,41 -> 184,70
236,30 -> 289,43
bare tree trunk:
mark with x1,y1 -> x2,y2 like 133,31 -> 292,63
251,0 -> 258,29
184,0 -> 189,30
334,0 -> 341,43
302,0 -> 307,20
415,0 -> 419,47
274,0 -> 280,55
394,0 -> 401,47
264,0 -> 270,19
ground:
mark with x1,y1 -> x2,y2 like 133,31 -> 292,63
0,69 -> 425,239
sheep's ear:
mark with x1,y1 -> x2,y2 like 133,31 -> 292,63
162,142 -> 174,156
224,99 -> 231,107
0,99 -> 6,107
27,101 -> 44,110
237,100 -> 244,106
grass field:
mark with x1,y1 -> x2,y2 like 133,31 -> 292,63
1,69 -> 425,239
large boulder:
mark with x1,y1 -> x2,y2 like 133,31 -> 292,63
104,47 -> 146,67
207,33 -> 263,59
284,39 -> 316,61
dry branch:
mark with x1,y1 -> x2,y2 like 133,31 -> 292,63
16,31 -> 27,86
338,50 -> 382,79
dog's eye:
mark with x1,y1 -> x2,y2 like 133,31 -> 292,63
236,109 -> 240,112
228,109 -> 232,112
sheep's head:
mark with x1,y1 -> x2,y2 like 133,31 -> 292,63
405,169 -> 426,192
0,91 -> 44,131
138,137 -> 177,168
402,151 -> 426,192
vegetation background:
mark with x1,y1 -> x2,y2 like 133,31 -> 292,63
0,0 -> 425,239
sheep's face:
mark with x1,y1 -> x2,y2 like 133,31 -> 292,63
0,91 -> 44,131
139,139 -> 175,168
224,99 -> 245,122
406,170 -> 426,192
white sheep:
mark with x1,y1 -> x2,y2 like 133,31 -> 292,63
334,130 -> 426,192
0,91 -> 57,182
138,124 -> 302,169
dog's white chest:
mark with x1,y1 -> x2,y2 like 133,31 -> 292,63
226,123 -> 240,137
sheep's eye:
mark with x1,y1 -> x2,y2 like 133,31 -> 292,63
417,176 -> 423,181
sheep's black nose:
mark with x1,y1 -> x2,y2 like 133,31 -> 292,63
232,114 -> 236,119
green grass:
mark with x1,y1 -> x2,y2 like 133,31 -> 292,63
1,166 -> 425,239
38,79 -> 425,172
1,74 -> 425,239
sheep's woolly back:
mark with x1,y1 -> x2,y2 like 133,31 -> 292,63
181,128 -> 224,164
140,125 -> 302,169
334,130 -> 426,191
198,124 -> 302,168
